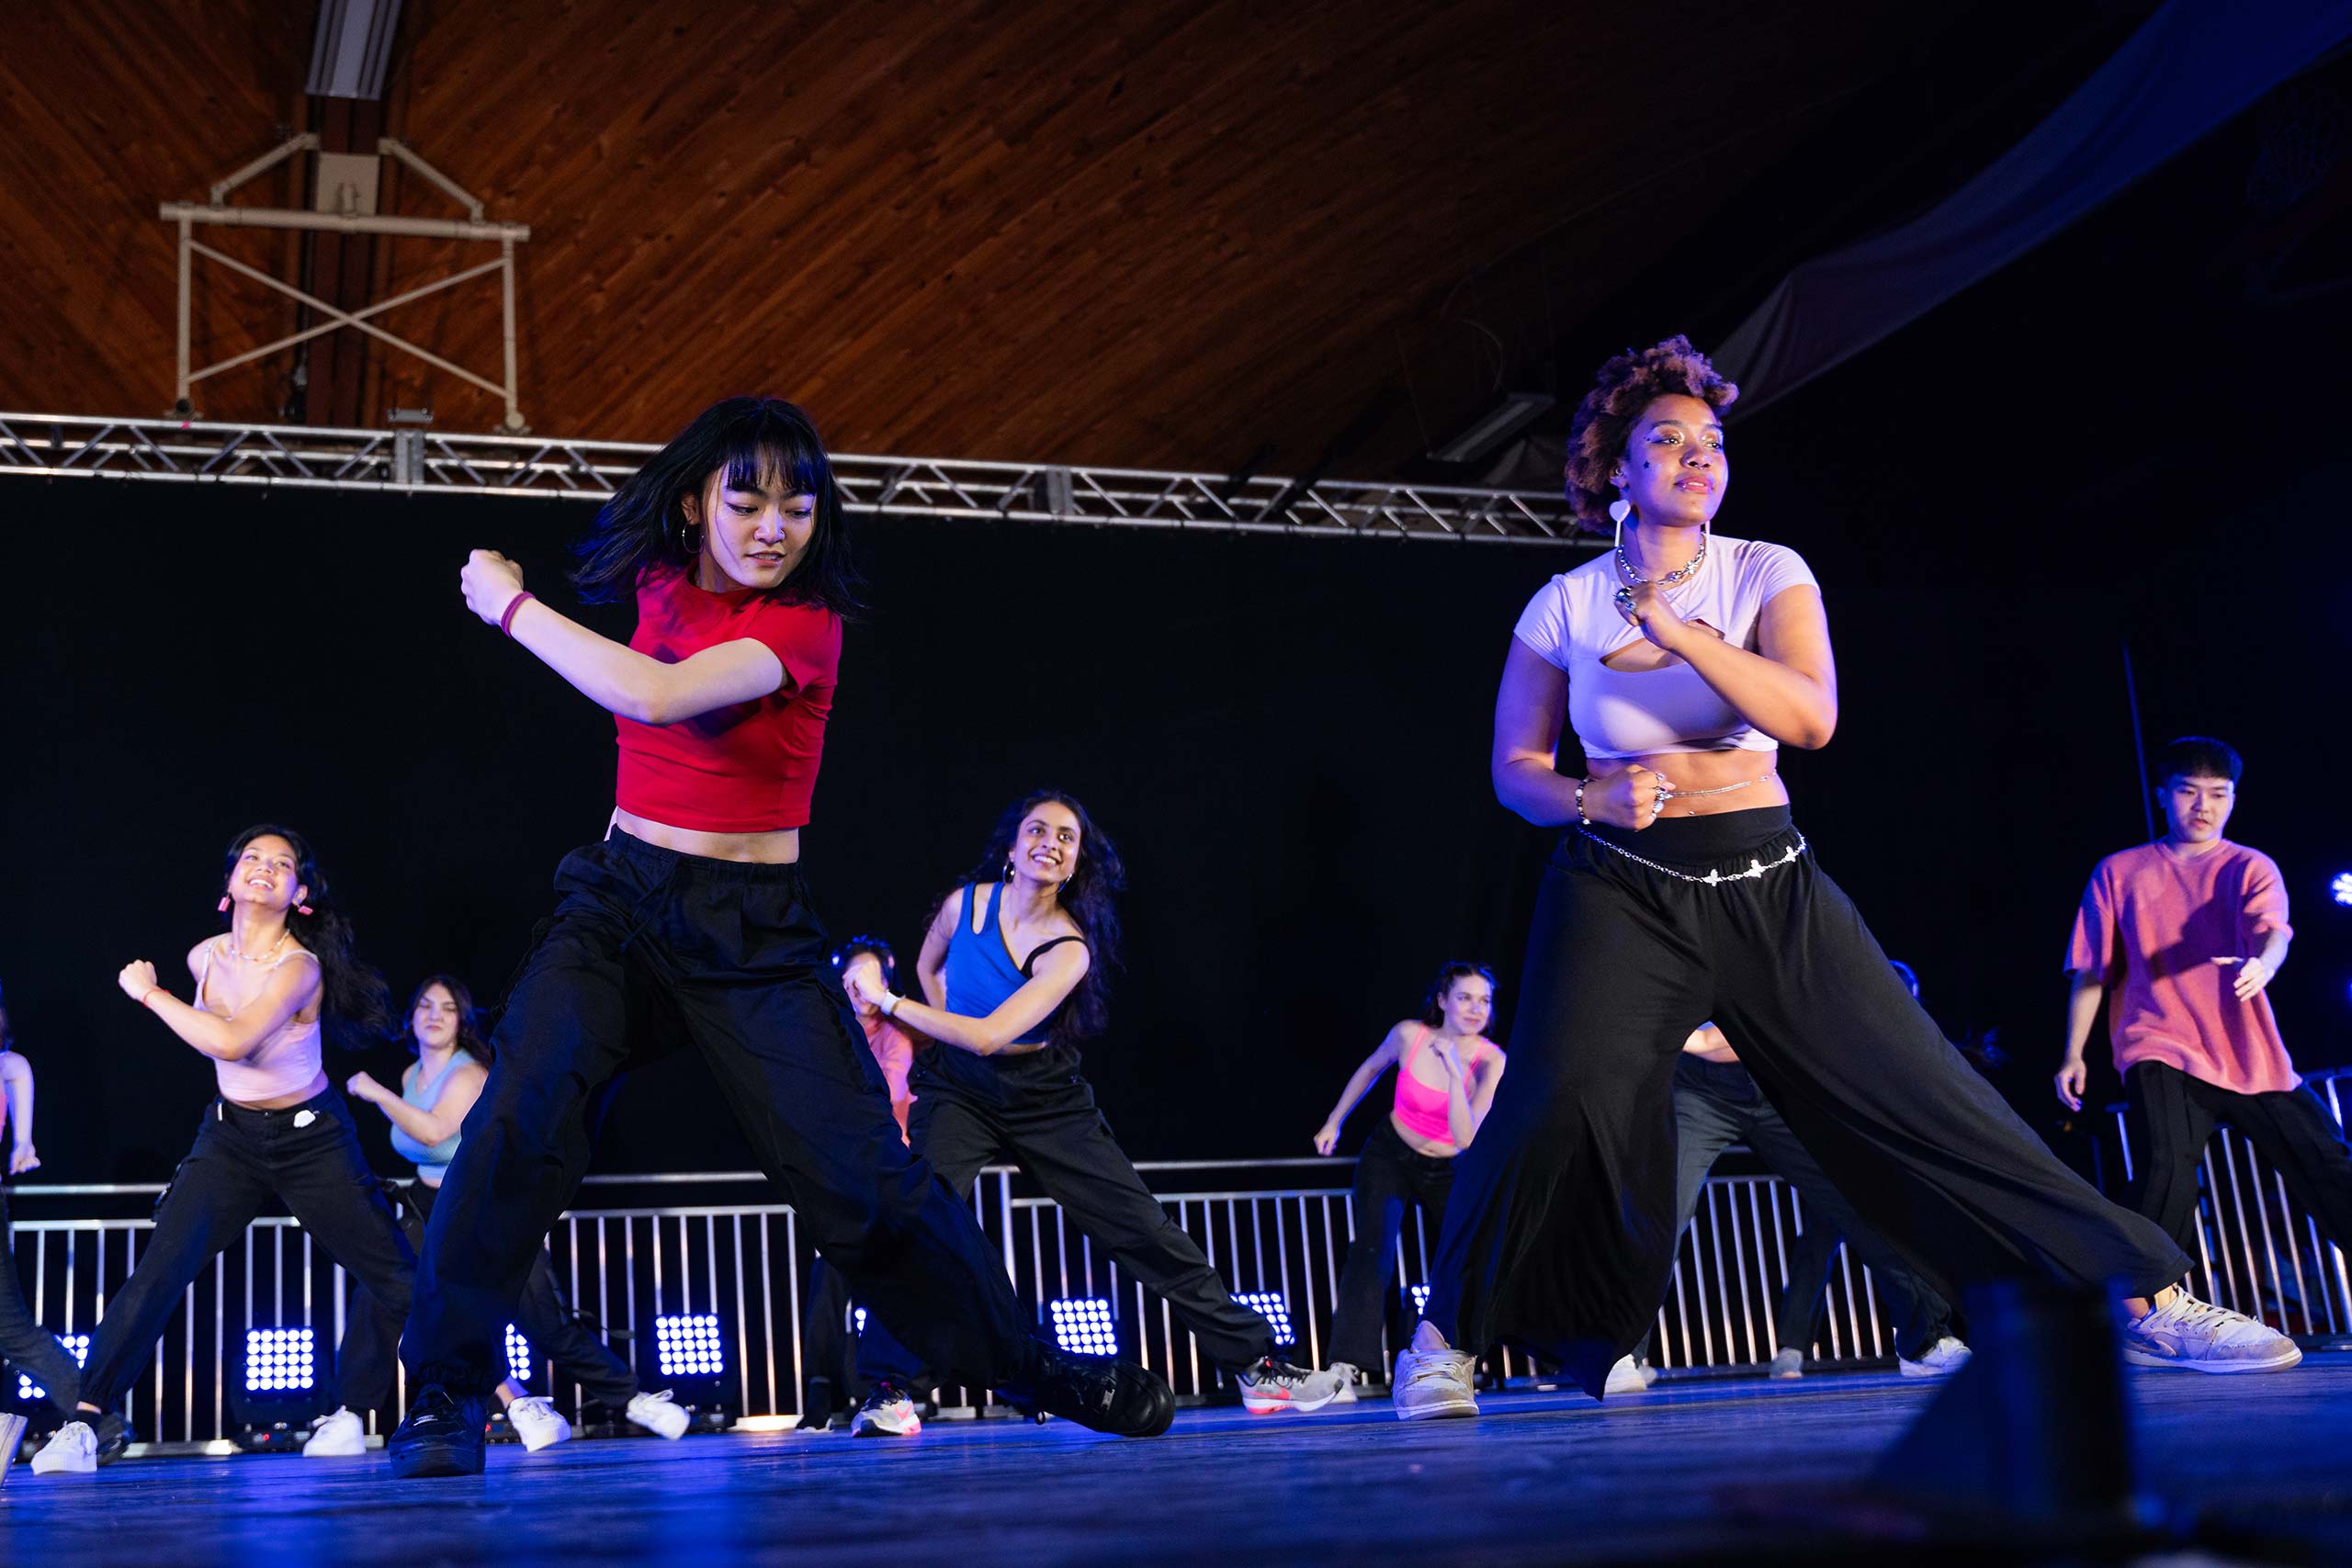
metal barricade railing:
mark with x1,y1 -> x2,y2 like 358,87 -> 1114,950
9,1073 -> 2346,1444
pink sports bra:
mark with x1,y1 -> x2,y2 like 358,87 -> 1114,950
196,936 -> 325,1105
1391,1025 -> 1485,1150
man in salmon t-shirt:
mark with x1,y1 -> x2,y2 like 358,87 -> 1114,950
2056,736 -> 2352,1264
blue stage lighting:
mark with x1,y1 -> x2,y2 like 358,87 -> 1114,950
1233,1291 -> 1295,1347
653,1314 -> 724,1379
244,1327 -> 315,1393
853,1306 -> 867,1336
16,1333 -> 88,1404
1046,1297 -> 1119,1356
2333,871 -> 2352,908
504,1324 -> 533,1385
1407,1282 -> 1431,1314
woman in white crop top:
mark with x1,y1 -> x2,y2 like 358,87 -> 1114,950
1388,337 -> 2284,1423
33,827 -> 419,1474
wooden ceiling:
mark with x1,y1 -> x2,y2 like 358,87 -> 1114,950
1,1 -> 1973,473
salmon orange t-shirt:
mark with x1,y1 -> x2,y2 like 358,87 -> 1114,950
2065,840 -> 2299,1094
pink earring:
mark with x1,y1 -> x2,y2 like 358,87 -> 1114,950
218,897 -> 232,913
297,904 -> 315,917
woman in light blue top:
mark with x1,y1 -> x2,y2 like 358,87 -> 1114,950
343,976 -> 688,1450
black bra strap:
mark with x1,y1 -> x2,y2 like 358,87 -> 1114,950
1021,935 -> 1088,978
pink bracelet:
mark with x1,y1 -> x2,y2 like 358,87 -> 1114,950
500,591 -> 537,637
141,987 -> 165,1010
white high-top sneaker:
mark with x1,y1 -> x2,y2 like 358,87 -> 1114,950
1897,1336 -> 1973,1378
626,1389 -> 693,1438
302,1406 -> 368,1457
506,1395 -> 574,1451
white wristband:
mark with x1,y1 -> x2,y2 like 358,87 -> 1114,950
878,992 -> 902,1017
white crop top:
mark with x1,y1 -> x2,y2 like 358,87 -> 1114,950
1511,536 -> 1819,761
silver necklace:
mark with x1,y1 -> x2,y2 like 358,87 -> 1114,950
1612,523 -> 1708,616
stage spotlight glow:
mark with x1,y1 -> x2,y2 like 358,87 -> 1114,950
244,1327 -> 315,1393
1046,1297 -> 1119,1356
16,1332 -> 88,1404
1233,1291 -> 1295,1347
1407,1282 -> 1431,1314
853,1307 -> 867,1336
2332,871 -> 2352,908
504,1324 -> 533,1385
653,1314 -> 724,1379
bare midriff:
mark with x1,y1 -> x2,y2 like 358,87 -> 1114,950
1588,748 -> 1789,820
611,807 -> 801,864
231,1066 -> 330,1112
1386,1110 -> 1459,1159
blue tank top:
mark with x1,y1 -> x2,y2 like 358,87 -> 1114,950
390,1052 -> 476,1181
919,880 -> 1087,1100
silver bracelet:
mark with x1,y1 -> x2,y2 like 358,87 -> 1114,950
1576,778 -> 1590,827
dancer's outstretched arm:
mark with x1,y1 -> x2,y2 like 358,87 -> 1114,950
459,550 -> 786,724
1312,1028 -> 1405,1154
1,1049 -> 37,1173
116,947 -> 319,1063
844,938 -> 1088,1057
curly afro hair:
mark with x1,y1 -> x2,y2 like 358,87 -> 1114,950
1563,335 -> 1738,530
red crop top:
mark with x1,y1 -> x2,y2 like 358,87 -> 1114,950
612,567 -> 842,832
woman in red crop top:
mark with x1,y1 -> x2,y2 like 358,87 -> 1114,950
1310,962 -> 1506,1393
1391,339 -> 2290,1423
386,400 -> 1171,1479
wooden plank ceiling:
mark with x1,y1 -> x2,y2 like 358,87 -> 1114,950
0,1 -> 1965,473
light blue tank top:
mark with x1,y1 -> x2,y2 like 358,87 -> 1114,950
389,1052 -> 476,1181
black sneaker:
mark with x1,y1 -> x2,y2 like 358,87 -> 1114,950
91,1412 -> 133,1465
1018,1346 -> 1175,1438
387,1384 -> 487,1478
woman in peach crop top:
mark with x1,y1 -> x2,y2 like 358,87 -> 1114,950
1309,963 -> 1506,1388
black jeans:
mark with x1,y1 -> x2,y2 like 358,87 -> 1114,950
342,1179 -> 639,1416
403,832 -> 1043,1398
2126,1060 -> 2352,1258
1424,808 -> 2190,1396
859,1064 -> 1275,1388
1633,1055 -> 1952,1363
1327,1116 -> 1454,1373
1,1186 -> 85,1417
78,1089 -> 416,1413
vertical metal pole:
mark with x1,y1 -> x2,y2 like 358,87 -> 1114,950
176,218 -> 194,411
501,235 -> 520,429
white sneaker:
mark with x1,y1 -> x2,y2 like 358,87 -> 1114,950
1602,1355 -> 1654,1396
31,1420 -> 96,1475
625,1389 -> 693,1439
1392,1345 -> 1477,1421
506,1395 -> 574,1451
1237,1357 -> 1347,1416
850,1383 -> 921,1438
2122,1292 -> 2303,1374
1326,1361 -> 1360,1404
1768,1347 -> 1804,1380
1897,1336 -> 1973,1378
302,1406 -> 368,1457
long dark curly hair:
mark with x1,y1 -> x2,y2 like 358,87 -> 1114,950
401,974 -> 494,1065
572,396 -> 862,615
953,790 -> 1125,1047
219,824 -> 390,1051
1563,334 -> 1739,530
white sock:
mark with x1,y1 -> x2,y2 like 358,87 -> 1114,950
1410,1321 -> 1451,1354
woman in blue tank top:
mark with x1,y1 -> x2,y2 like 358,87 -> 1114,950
343,976 -> 691,1451
839,790 -> 1346,1436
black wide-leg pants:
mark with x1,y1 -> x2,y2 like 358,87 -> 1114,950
1,1187 -> 88,1417
2125,1060 -> 2352,1260
78,1090 -> 416,1414
857,1068 -> 1275,1389
1424,807 -> 2190,1396
401,832 -> 1044,1398
1326,1116 -> 1454,1373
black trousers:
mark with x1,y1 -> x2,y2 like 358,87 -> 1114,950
1326,1116 -> 1454,1372
1633,1055 -> 1951,1363
403,832 -> 1042,1398
1425,808 -> 2190,1396
78,1089 -> 416,1413
342,1179 -> 639,1416
1,1186 -> 85,1417
2126,1060 -> 2352,1259
859,1066 -> 1275,1387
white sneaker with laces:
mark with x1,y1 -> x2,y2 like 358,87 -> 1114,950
1326,1361 -> 1361,1404
1603,1355 -> 1654,1396
302,1406 -> 368,1457
2122,1292 -> 2302,1374
626,1389 -> 693,1439
1897,1336 -> 1973,1378
850,1384 -> 921,1438
1392,1345 -> 1478,1421
31,1420 -> 96,1475
1768,1346 -> 1804,1380
506,1395 -> 574,1451
1237,1357 -> 1346,1415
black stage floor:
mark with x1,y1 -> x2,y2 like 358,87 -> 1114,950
6,1355 -> 2349,1566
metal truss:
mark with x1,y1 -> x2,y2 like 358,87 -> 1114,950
0,412 -> 1593,546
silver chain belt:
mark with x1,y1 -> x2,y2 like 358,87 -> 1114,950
1575,828 -> 1808,886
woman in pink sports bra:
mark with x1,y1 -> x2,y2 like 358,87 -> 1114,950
33,826 -> 415,1475
1311,962 -> 1507,1393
